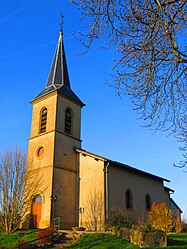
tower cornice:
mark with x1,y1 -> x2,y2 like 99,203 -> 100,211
30,90 -> 58,104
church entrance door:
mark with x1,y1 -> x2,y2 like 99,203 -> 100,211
31,195 -> 42,228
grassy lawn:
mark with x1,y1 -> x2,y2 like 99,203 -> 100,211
67,233 -> 187,249
0,231 -> 186,249
68,233 -> 139,249
0,229 -> 38,249
167,233 -> 187,249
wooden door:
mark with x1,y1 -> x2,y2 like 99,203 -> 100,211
31,195 -> 42,228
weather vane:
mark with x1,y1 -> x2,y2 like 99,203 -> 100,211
60,13 -> 64,33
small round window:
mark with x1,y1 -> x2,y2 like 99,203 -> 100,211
37,146 -> 45,158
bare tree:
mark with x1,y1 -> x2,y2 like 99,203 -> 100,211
0,148 -> 43,233
70,0 -> 187,167
174,119 -> 187,170
83,190 -> 104,231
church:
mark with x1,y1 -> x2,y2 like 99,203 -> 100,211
25,30 -> 182,230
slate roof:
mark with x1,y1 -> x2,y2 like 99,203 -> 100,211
33,31 -> 85,106
170,198 -> 183,213
164,186 -> 174,193
75,148 -> 170,182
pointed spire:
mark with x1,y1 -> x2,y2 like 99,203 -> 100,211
32,18 -> 85,107
46,31 -> 71,89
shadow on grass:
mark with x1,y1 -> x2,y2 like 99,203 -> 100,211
168,238 -> 187,246
167,233 -> 187,249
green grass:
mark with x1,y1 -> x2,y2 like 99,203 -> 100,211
0,231 -> 186,249
67,233 -> 139,249
166,233 -> 187,249
0,229 -> 38,249
66,233 -> 187,249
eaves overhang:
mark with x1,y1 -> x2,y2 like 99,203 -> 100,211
164,186 -> 175,193
30,85 -> 85,107
75,147 -> 170,183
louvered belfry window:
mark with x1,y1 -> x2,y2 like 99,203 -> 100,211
65,108 -> 71,135
40,108 -> 47,133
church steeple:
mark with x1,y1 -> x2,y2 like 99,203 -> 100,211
33,31 -> 84,107
26,22 -> 85,230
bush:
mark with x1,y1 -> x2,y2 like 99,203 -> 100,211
173,215 -> 185,232
147,203 -> 173,232
132,218 -> 155,233
105,208 -> 131,230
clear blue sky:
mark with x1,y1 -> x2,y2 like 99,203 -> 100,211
0,0 -> 186,217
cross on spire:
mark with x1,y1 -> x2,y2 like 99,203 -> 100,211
60,13 -> 64,33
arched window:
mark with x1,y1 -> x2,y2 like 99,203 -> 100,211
65,108 -> 72,135
145,194 -> 152,211
126,189 -> 133,209
33,195 -> 42,203
40,108 -> 47,133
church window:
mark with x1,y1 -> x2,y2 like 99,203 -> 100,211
126,189 -> 133,209
40,108 -> 47,133
65,108 -> 72,135
145,194 -> 152,211
33,195 -> 42,203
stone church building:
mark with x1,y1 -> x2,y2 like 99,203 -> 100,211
26,31 -> 182,230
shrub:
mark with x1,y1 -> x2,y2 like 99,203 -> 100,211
147,203 -> 173,232
105,208 -> 131,229
173,215 -> 185,232
132,218 -> 155,233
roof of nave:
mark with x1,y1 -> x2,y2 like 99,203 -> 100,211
75,147 -> 170,183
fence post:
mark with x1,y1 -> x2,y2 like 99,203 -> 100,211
50,225 -> 52,243
18,235 -> 20,249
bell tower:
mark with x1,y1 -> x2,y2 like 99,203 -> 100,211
27,30 -> 85,228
